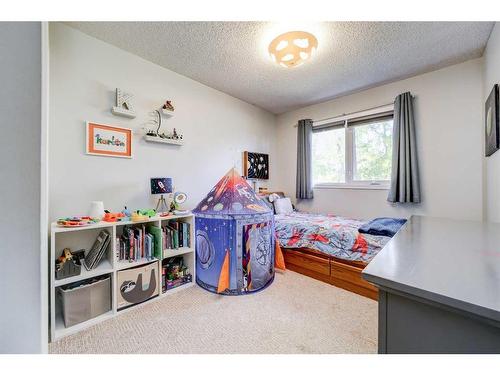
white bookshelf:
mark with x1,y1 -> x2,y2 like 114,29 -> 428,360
50,213 -> 195,341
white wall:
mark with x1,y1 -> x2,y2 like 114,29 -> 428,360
49,23 -> 276,221
275,59 -> 484,221
484,23 -> 500,223
0,22 -> 46,353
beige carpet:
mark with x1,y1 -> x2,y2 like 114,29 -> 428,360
50,271 -> 377,354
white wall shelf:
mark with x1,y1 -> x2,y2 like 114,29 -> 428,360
111,106 -> 136,118
144,135 -> 184,146
50,213 -> 195,341
116,257 -> 159,271
163,247 -> 193,258
161,108 -> 174,117
54,259 -> 113,287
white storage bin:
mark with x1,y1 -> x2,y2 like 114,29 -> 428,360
59,275 -> 111,328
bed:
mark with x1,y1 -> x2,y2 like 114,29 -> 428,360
260,192 -> 397,300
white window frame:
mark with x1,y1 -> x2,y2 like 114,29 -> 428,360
312,104 -> 394,190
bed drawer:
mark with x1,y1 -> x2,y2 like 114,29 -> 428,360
331,261 -> 377,292
284,250 -> 330,276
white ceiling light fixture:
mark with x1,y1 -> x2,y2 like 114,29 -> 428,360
268,31 -> 318,68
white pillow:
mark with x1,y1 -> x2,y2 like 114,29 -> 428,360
274,197 -> 294,214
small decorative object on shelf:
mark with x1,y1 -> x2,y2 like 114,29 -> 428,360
162,100 -> 175,112
169,191 -> 188,214
122,206 -> 132,217
131,209 -> 156,222
150,177 -> 173,213
88,201 -> 105,220
144,108 -> 184,146
56,216 -> 100,227
55,248 -> 83,280
111,88 -> 136,118
103,210 -> 127,222
157,127 -> 183,141
162,256 -> 192,293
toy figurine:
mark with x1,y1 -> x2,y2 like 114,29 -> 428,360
169,200 -> 177,213
103,210 -> 126,222
139,208 -> 156,217
122,206 -> 132,217
131,211 -> 148,222
162,100 -> 174,112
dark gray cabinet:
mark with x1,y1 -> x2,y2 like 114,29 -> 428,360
363,216 -> 500,354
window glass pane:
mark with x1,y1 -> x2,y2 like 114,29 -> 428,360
312,127 -> 345,184
353,120 -> 393,181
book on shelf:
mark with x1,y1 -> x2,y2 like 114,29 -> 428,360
146,226 -> 162,259
161,221 -> 191,257
84,230 -> 110,271
116,225 -> 156,263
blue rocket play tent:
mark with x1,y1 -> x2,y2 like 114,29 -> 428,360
193,168 -> 275,295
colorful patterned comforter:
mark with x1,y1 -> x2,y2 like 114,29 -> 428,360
274,212 -> 392,262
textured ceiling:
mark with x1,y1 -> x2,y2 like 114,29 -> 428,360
67,22 -> 494,114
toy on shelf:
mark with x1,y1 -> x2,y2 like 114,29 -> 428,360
151,177 -> 172,213
162,256 -> 192,293
131,212 -> 148,222
144,107 -> 183,143
122,206 -> 132,217
169,191 -> 189,214
139,209 -> 156,217
55,248 -> 83,280
131,209 -> 156,222
103,211 -> 126,222
56,216 -> 100,227
162,100 -> 174,112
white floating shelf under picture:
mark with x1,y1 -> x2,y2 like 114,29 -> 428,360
144,135 -> 184,146
111,106 -> 137,119
161,108 -> 174,117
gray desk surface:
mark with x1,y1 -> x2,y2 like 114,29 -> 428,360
362,215 -> 500,322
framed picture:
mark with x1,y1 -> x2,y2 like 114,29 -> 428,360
150,177 -> 173,195
86,122 -> 132,158
243,151 -> 269,180
485,84 -> 499,157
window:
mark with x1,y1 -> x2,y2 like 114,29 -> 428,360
312,110 -> 393,188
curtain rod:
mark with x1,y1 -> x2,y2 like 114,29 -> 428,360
292,101 -> 395,128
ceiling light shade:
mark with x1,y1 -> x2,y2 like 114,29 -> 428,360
268,31 -> 318,68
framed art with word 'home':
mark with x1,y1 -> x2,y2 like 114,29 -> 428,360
86,122 -> 132,158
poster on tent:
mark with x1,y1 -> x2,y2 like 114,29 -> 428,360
86,121 -> 132,158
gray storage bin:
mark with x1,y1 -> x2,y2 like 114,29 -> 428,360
59,276 -> 111,328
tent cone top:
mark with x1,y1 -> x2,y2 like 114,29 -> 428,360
193,168 -> 271,215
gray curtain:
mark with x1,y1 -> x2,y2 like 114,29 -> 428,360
296,119 -> 314,199
388,92 -> 421,203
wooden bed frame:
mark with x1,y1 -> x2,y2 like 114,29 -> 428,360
258,191 -> 378,300
282,247 -> 378,300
